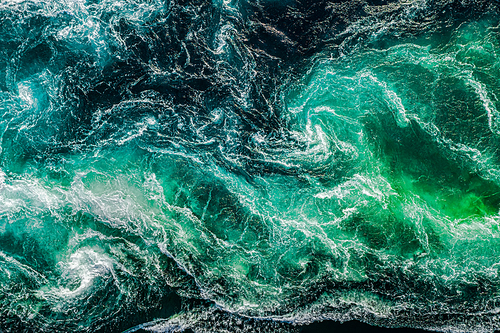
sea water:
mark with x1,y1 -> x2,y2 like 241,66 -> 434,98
1,0 -> 500,332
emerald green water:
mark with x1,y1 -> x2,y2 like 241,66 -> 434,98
1,1 -> 500,332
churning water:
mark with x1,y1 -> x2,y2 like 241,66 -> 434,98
1,0 -> 500,332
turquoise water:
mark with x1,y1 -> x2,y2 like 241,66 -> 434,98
1,0 -> 500,332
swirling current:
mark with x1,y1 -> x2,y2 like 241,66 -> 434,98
1,0 -> 500,332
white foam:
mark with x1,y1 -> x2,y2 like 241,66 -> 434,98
466,76 -> 500,135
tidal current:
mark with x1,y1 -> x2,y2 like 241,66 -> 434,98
1,0 -> 500,332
